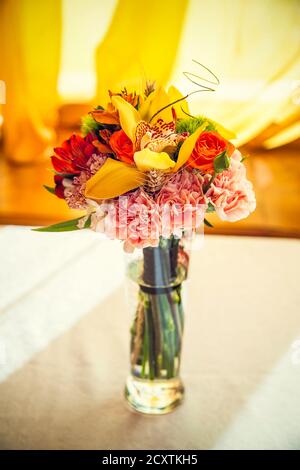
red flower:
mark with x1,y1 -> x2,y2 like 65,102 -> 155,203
109,129 -> 134,164
54,175 -> 65,199
51,133 -> 97,175
188,131 -> 235,172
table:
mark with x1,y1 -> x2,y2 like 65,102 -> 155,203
0,226 -> 299,450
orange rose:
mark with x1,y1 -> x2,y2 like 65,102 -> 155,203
188,131 -> 235,172
109,130 -> 134,164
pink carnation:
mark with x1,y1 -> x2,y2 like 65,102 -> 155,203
89,156 -> 255,250
206,150 -> 256,222
64,154 -> 107,209
91,189 -> 161,251
90,170 -> 208,250
156,169 -> 207,237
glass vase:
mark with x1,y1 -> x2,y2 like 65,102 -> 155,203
124,236 -> 190,415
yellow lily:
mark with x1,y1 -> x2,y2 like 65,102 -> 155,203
85,157 -> 146,200
110,86 -> 188,143
134,148 -> 175,172
85,86 -> 190,200
84,86 -> 234,200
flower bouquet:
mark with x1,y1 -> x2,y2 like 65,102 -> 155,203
37,73 -> 255,414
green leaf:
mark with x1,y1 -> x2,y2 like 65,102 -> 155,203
43,185 -> 56,195
172,140 -> 183,162
176,115 -> 217,134
213,151 -> 230,174
204,218 -> 214,228
83,214 -> 92,229
48,168 -> 77,178
206,202 -> 215,213
32,215 -> 91,232
81,114 -> 101,136
205,122 -> 217,132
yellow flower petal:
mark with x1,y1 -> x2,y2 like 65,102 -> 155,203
210,119 -> 236,140
167,85 -> 190,119
173,122 -> 207,172
111,96 -> 141,142
139,87 -> 173,123
134,148 -> 175,172
85,158 -> 145,200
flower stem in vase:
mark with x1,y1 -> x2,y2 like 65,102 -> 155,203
125,236 -> 188,414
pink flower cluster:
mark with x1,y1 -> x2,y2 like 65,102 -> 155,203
156,169 -> 207,238
73,152 -> 255,251
206,150 -> 256,222
63,154 -> 107,209
89,158 -> 255,250
90,169 -> 207,251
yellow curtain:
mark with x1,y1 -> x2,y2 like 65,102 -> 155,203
95,0 -> 188,104
170,0 -> 300,148
1,0 -> 298,157
0,0 -> 61,164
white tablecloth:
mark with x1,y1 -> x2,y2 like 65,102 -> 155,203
0,226 -> 299,450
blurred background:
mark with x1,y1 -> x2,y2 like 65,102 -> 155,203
0,0 -> 299,237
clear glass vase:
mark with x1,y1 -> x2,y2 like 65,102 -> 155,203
124,236 -> 190,415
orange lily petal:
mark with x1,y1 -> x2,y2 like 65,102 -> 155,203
92,140 -> 112,154
91,110 -> 119,125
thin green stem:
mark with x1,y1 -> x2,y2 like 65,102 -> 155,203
145,305 -> 155,380
141,310 -> 149,378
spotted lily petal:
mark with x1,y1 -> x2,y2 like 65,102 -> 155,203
134,148 -> 175,172
173,122 -> 207,172
111,96 -> 141,142
85,158 -> 145,200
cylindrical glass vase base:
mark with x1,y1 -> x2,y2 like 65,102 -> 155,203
125,375 -> 184,415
